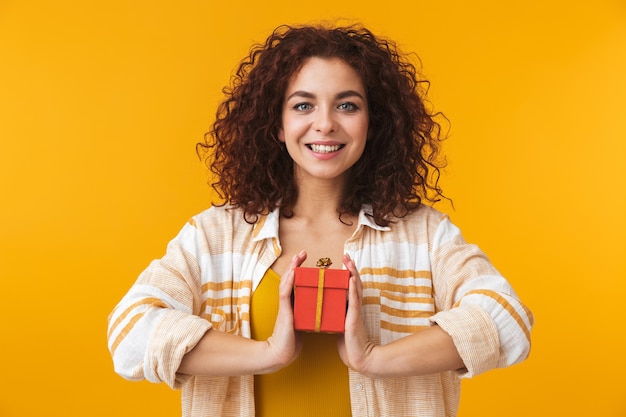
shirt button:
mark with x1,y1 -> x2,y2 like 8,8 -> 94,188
355,383 -> 363,391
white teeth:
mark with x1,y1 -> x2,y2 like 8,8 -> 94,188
309,144 -> 342,153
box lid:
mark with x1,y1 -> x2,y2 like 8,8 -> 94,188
294,267 -> 349,289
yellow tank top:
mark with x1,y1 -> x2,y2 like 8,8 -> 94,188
250,268 -> 351,417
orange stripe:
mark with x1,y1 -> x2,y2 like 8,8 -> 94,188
200,280 -> 235,293
381,304 -> 433,319
110,311 -> 148,356
200,279 -> 253,294
460,290 -> 532,344
199,289 -> 251,308
521,303 -> 535,326
380,292 -> 434,304
109,298 -> 168,355
201,308 -> 250,323
362,295 -> 433,307
199,294 -> 251,320
360,267 -> 432,279
253,213 -> 267,238
362,281 -> 432,295
200,299 -> 245,310
107,297 -> 167,339
205,308 -> 244,334
272,239 -> 281,256
380,321 -> 429,333
362,296 -> 380,305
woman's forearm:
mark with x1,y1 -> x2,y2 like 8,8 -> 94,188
178,252 -> 306,377
177,329 -> 292,376
360,325 -> 465,378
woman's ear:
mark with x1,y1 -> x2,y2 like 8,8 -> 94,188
277,128 -> 285,143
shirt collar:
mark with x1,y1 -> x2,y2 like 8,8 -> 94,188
358,204 -> 391,231
252,204 -> 389,242
252,209 -> 281,242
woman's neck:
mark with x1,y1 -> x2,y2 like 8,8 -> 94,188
291,176 -> 347,222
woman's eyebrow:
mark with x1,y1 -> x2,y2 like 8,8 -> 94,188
336,90 -> 365,100
286,90 -> 365,101
286,90 -> 315,101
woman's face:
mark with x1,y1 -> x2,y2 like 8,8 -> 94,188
278,57 -> 369,185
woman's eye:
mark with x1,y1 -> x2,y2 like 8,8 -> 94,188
338,102 -> 358,111
293,103 -> 312,111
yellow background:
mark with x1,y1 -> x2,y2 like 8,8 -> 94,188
1,0 -> 624,416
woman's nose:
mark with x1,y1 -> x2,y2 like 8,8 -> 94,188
312,107 -> 337,134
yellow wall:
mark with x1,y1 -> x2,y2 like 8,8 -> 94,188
1,1 -> 624,416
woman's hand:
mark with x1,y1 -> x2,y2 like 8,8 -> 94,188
337,254 -> 378,376
264,250 -> 306,370
336,254 -> 465,379
178,251 -> 306,376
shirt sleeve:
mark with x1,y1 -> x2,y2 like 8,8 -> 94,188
428,216 -> 533,378
106,220 -> 212,389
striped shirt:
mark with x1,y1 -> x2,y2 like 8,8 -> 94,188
107,204 -> 533,417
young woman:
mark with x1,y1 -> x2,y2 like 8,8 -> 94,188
107,24 -> 533,417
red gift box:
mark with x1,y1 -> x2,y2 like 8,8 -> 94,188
293,266 -> 350,333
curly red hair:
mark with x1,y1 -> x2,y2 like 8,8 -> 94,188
197,23 -> 448,226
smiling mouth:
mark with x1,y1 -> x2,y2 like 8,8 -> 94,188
307,144 -> 344,153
